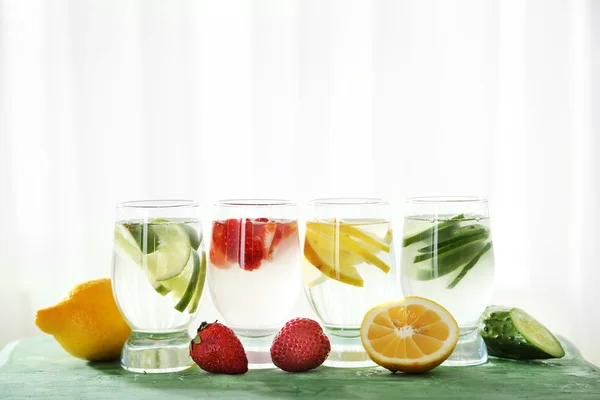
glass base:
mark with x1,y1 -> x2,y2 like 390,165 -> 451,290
121,330 -> 194,373
443,329 -> 488,366
324,333 -> 376,368
239,335 -> 276,369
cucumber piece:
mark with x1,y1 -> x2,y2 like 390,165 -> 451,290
480,306 -> 565,360
402,213 -> 464,247
414,240 -> 486,280
447,241 -> 493,289
417,225 -> 488,253
413,229 -> 489,263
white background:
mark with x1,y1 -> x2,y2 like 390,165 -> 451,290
1,0 -> 599,366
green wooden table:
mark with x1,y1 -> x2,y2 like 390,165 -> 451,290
1,337 -> 599,399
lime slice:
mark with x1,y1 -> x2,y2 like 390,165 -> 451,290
143,222 -> 192,281
187,250 -> 207,314
114,223 -> 143,264
182,224 -> 202,251
153,283 -> 171,296
125,223 -> 159,254
114,223 -> 171,295
174,250 -> 200,312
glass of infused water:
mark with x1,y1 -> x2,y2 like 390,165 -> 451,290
207,199 -> 301,368
302,198 -> 396,367
400,197 -> 495,366
111,200 -> 205,373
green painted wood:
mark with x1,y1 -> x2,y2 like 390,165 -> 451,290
1,337 -> 599,399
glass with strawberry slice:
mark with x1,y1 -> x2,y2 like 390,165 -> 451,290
207,199 -> 301,368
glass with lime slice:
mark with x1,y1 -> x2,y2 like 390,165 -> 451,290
111,200 -> 205,373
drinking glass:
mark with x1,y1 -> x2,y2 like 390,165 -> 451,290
111,200 -> 205,373
207,199 -> 301,368
303,198 -> 397,367
400,196 -> 495,366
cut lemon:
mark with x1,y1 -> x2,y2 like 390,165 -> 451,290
306,221 -> 391,273
304,228 -> 364,287
337,222 -> 390,253
360,296 -> 459,373
302,262 -> 329,288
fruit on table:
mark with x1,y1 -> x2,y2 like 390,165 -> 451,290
360,296 -> 459,373
190,321 -> 248,374
303,220 -> 392,287
480,306 -> 565,360
34,278 -> 131,361
270,318 -> 331,372
210,218 -> 298,271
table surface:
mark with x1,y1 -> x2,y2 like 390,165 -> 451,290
1,337 -> 599,399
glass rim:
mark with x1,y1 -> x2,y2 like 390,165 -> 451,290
309,197 -> 389,206
116,199 -> 199,209
214,199 -> 296,207
406,196 -> 488,204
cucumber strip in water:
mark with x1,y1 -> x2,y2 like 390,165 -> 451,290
402,214 -> 464,247
417,224 -> 488,253
447,241 -> 492,289
480,306 -> 565,360
414,240 -> 486,280
413,229 -> 489,263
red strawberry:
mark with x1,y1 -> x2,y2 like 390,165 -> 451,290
190,321 -> 248,374
270,318 -> 331,372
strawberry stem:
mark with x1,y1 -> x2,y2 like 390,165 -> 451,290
197,320 -> 218,333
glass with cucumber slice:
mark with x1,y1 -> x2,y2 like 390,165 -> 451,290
400,197 -> 496,366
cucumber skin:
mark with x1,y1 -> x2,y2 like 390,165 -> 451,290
480,307 -> 561,360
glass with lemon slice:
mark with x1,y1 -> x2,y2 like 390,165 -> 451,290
111,200 -> 205,373
303,198 -> 397,367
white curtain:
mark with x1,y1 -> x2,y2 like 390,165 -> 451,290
1,0 -> 598,366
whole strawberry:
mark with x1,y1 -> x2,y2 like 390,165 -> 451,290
190,321 -> 248,374
270,318 -> 330,372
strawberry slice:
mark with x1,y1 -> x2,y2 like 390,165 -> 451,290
210,220 -> 231,268
239,219 -> 264,271
268,220 -> 298,259
210,218 -> 298,271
